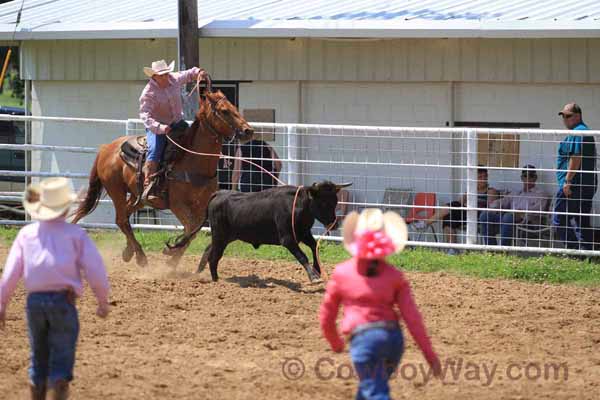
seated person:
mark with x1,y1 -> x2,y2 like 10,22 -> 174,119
232,139 -> 282,192
422,166 -> 499,248
479,165 -> 549,246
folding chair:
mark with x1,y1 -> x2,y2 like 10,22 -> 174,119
382,187 -> 413,218
405,192 -> 438,242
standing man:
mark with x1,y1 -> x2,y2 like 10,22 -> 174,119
139,59 -> 208,202
231,139 -> 282,192
553,103 -> 597,250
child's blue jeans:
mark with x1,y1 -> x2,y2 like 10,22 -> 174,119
26,291 -> 79,387
350,326 -> 404,400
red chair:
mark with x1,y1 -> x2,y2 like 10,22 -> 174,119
405,192 -> 438,242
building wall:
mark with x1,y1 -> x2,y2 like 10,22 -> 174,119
21,38 -> 600,83
23,38 -> 600,223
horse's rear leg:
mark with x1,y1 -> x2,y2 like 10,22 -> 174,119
197,243 -> 212,273
107,186 -> 147,267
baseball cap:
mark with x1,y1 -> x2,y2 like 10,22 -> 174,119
558,103 -> 582,116
521,164 -> 537,178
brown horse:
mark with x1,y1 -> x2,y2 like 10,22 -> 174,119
72,90 -> 254,267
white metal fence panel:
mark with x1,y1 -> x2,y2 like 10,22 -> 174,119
1,114 -> 599,256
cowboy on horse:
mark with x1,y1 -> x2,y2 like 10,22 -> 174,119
139,59 -> 209,203
72,60 -> 254,267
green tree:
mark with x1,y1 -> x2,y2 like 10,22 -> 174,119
3,46 -> 24,105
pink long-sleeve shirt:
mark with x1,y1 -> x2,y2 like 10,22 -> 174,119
319,258 -> 436,362
139,67 -> 201,135
0,220 -> 110,313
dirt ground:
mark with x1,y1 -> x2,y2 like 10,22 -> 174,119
0,245 -> 599,400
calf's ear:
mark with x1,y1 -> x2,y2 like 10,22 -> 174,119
335,182 -> 353,192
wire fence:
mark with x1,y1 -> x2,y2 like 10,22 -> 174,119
1,114 -> 600,255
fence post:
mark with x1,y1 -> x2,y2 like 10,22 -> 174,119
126,119 -> 137,136
466,128 -> 478,245
287,124 -> 299,186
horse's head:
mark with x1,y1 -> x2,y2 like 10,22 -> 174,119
198,90 -> 254,143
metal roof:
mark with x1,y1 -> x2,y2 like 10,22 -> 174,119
0,0 -> 598,40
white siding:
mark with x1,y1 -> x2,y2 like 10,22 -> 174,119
21,38 -> 600,83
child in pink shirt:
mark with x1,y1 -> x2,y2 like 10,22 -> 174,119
320,209 -> 441,400
0,177 -> 111,400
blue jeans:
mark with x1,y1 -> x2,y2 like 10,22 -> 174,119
26,292 -> 79,387
350,326 -> 404,400
479,211 -> 515,246
553,187 -> 595,250
146,129 -> 166,162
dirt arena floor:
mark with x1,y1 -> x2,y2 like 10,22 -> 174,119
1,245 -> 599,400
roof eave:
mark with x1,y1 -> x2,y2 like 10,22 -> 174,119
0,19 -> 598,40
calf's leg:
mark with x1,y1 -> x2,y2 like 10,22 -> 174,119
281,238 -> 320,282
208,241 -> 227,282
301,234 -> 321,276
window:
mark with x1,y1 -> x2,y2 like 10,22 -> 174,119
451,121 -> 541,168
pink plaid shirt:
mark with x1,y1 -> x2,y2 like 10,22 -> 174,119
0,220 -> 110,313
139,67 -> 201,135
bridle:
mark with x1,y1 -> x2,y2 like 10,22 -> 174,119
201,95 -> 243,144
191,73 -> 243,144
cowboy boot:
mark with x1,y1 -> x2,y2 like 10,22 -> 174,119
50,380 -> 69,400
142,160 -> 160,201
30,383 -> 47,400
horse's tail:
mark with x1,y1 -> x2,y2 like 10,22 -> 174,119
166,192 -> 216,250
71,152 -> 104,223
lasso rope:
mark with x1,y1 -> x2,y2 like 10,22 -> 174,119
169,135 -> 332,281
169,75 -> 332,280
165,134 -> 286,187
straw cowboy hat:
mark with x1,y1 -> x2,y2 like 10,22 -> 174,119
342,208 -> 409,259
143,59 -> 175,78
23,177 -> 78,221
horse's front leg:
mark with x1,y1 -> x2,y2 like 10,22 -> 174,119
167,202 -> 207,267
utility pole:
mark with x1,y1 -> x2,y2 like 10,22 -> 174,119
177,0 -> 199,120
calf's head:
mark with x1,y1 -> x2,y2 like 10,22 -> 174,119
308,181 -> 352,227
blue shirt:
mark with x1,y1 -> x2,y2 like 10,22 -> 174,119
556,123 -> 596,188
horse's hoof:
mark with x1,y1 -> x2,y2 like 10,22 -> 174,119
167,256 -> 180,268
122,247 -> 134,263
309,277 -> 323,285
196,263 -> 207,274
136,255 -> 148,267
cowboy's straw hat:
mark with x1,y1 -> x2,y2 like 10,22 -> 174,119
23,177 -> 78,221
143,59 -> 175,78
342,208 -> 408,258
